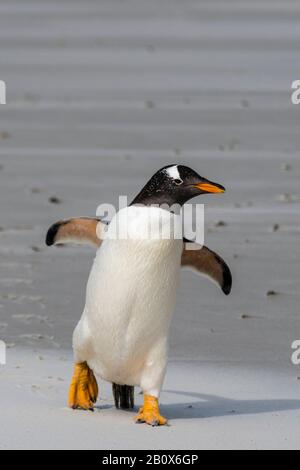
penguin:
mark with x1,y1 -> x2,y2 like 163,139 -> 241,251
46,164 -> 231,426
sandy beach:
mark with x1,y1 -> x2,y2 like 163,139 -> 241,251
0,0 -> 300,449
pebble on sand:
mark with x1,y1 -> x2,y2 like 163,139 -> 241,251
0,131 -> 10,139
241,99 -> 250,108
281,163 -> 292,171
31,187 -> 43,194
215,220 -> 227,227
266,290 -> 279,297
31,246 -> 42,252
48,196 -> 62,204
145,100 -> 155,109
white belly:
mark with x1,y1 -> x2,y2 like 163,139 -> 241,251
73,206 -> 183,387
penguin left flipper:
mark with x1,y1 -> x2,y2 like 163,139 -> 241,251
46,217 -> 105,247
181,242 -> 232,295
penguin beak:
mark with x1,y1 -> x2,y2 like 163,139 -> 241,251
194,181 -> 225,194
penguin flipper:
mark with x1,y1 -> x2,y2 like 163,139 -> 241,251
181,243 -> 232,295
46,217 -> 105,247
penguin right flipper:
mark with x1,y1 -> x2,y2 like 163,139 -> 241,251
181,242 -> 232,295
46,217 -> 105,247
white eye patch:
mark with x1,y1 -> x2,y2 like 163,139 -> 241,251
164,165 -> 183,184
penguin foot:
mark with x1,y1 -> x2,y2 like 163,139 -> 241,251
68,361 -> 98,411
135,395 -> 167,426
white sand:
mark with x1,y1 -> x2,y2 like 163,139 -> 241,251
1,349 -> 300,450
0,0 -> 300,449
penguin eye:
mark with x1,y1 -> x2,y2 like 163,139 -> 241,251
174,178 -> 183,186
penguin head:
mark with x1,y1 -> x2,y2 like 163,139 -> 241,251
131,164 -> 225,206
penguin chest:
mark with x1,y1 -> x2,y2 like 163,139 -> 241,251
84,237 -> 183,381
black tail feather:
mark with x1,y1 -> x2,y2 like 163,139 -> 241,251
112,383 -> 134,409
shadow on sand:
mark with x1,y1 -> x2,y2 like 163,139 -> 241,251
162,389 -> 300,420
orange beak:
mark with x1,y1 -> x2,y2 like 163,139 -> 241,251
194,182 -> 225,194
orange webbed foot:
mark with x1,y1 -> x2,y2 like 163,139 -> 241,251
68,362 -> 98,411
135,395 -> 167,426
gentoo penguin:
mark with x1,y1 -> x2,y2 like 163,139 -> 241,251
46,165 -> 231,426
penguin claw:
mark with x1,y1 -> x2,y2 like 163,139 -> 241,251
151,421 -> 159,427
135,412 -> 167,426
68,362 -> 99,411
135,418 -> 144,424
